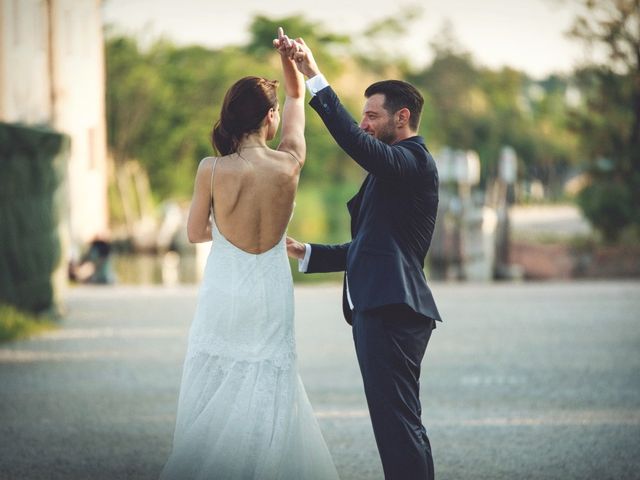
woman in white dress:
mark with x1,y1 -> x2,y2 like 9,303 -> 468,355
159,30 -> 339,480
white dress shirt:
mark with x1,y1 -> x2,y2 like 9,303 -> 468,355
298,244 -> 354,310
305,74 -> 329,96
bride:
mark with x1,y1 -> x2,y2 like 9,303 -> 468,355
159,29 -> 339,480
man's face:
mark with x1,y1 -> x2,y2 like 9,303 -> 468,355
359,93 -> 397,145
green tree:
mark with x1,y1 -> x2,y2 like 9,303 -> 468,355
245,15 -> 349,69
412,23 -> 480,150
106,36 -> 169,167
410,24 -> 579,192
106,36 -> 271,200
104,12 -> 589,248
568,0 -> 640,241
105,17 -> 369,243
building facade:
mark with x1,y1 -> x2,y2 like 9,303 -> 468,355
0,0 -> 108,245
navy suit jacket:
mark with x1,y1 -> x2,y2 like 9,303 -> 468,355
305,86 -> 442,325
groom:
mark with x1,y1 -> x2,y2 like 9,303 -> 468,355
277,32 -> 442,479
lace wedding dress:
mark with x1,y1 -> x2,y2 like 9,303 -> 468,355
160,171 -> 339,479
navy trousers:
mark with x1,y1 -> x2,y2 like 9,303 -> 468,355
352,305 -> 435,480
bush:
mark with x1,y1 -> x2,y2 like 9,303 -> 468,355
577,180 -> 634,243
0,123 -> 68,314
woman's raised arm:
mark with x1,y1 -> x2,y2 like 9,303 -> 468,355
274,28 -> 306,167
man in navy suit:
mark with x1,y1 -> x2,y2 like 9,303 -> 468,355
278,32 -> 442,480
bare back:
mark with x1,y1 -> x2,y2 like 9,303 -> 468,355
210,148 -> 300,254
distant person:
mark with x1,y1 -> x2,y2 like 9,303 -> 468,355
283,30 -> 442,480
69,236 -> 115,284
159,29 -> 339,479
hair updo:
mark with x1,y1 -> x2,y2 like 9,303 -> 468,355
211,76 -> 279,155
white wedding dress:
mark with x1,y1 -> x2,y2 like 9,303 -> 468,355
160,172 -> 339,479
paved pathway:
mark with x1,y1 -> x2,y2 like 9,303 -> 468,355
1,281 -> 639,479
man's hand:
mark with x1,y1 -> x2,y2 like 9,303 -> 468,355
286,236 -> 306,260
291,38 -> 320,78
273,27 -> 320,79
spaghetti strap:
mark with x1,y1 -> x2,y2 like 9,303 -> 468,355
282,150 -> 302,169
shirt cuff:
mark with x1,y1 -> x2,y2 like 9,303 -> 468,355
298,243 -> 312,272
305,74 -> 329,97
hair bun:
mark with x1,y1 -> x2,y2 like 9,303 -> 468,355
211,76 -> 279,155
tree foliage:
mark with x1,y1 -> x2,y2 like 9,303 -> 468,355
409,23 -> 579,189
568,0 -> 640,241
105,12 -> 602,243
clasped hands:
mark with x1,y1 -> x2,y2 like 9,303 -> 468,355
273,26 -> 319,261
273,27 -> 320,78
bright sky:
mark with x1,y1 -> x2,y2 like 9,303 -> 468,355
101,0 -> 586,79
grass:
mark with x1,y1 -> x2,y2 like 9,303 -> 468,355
0,303 -> 57,343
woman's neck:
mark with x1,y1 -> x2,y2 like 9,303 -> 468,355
239,133 -> 268,149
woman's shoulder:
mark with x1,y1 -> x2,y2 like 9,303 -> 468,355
271,148 -> 303,172
197,156 -> 218,170
194,157 -> 214,179
199,151 -> 297,178
196,155 -> 237,184
198,154 -> 235,173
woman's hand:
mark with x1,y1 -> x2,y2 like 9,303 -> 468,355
286,236 -> 306,260
273,28 -> 320,79
273,27 -> 299,60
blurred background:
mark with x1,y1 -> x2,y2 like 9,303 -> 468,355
1,2 -> 639,479
1,0 -> 639,314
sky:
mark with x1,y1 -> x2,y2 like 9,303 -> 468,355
101,0 -> 587,79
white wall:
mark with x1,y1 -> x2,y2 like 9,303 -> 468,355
0,0 -> 51,124
0,0 -> 108,245
50,0 -> 108,244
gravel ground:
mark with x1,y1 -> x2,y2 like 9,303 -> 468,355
1,281 -> 639,480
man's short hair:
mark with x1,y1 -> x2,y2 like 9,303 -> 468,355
364,80 -> 424,131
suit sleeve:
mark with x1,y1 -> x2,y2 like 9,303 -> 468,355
310,86 -> 426,179
306,242 -> 350,273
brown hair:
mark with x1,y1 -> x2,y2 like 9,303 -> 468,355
364,80 -> 424,131
212,76 -> 279,155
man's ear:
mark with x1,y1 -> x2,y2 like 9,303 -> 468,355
396,107 -> 410,128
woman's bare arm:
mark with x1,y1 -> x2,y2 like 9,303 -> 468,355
186,158 -> 213,243
274,28 -> 306,167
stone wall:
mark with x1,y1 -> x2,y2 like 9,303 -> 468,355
0,0 -> 108,246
